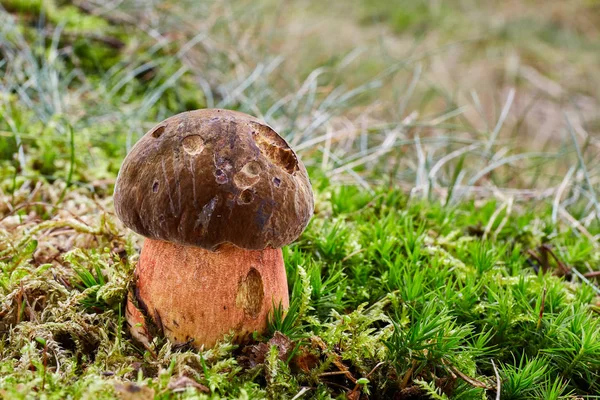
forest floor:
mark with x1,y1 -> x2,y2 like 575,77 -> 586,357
1,1 -> 600,398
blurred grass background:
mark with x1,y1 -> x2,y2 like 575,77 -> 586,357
2,0 -> 599,200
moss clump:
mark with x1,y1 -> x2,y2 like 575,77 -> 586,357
3,0 -> 109,33
1,178 -> 599,398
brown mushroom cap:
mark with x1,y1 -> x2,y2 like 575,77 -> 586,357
113,109 -> 314,251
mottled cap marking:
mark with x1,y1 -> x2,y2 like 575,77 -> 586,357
114,109 -> 314,250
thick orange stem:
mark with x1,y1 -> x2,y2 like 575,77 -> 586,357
126,238 -> 289,349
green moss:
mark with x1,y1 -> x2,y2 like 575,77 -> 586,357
1,0 -> 599,398
3,0 -> 109,33
3,175 -> 598,398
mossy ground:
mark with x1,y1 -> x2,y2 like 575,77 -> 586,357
2,173 -> 600,399
1,1 -> 599,399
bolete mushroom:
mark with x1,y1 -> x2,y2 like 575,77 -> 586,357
114,109 -> 313,349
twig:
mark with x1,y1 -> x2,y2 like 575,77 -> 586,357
537,287 -> 547,330
400,359 -> 417,389
541,244 -> 571,275
290,387 -> 310,400
23,290 -> 38,323
442,360 -> 491,389
311,336 -> 357,383
16,283 -> 24,324
526,249 -> 545,273
583,271 -> 600,279
451,365 -> 490,389
347,362 -> 386,398
365,362 -> 385,379
491,359 -> 501,400
318,371 -> 354,378
341,248 -> 366,263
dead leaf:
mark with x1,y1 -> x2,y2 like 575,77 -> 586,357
167,376 -> 209,393
240,331 -> 295,367
394,385 -> 424,399
293,346 -> 319,372
269,331 -> 295,360
114,382 -> 155,400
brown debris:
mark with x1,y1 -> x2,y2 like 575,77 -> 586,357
311,336 -> 357,384
241,332 -> 295,368
114,383 -> 155,400
292,346 -> 319,373
167,376 -> 209,393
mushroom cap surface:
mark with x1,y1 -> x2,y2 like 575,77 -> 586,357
114,109 -> 314,250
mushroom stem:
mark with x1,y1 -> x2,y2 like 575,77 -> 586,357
126,238 -> 289,349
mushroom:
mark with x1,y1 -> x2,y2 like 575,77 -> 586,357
114,109 -> 313,349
